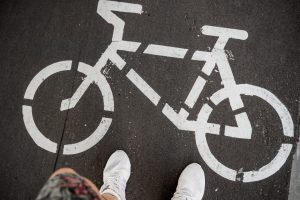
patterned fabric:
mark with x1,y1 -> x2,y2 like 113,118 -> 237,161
36,173 -> 101,200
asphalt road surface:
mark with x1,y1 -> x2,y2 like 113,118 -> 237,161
0,0 -> 299,199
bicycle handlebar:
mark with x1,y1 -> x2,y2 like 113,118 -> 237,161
97,0 -> 143,41
98,0 -> 247,49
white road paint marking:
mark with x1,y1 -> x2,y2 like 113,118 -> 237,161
244,87 -> 294,137
209,87 -> 252,139
98,0 -> 142,41
197,104 -> 221,135
109,41 -> 141,52
196,128 -> 237,181
60,77 -> 93,111
192,51 -> 215,75
23,61 -> 114,155
24,61 -> 72,100
63,117 -> 112,155
288,120 -> 300,199
162,104 -> 198,131
144,44 -> 188,58
202,25 -> 248,40
243,144 -> 293,182
24,0 -> 144,155
61,62 -> 114,112
192,51 -> 212,61
183,50 -> 215,109
107,50 -> 127,70
196,84 -> 294,182
23,61 -> 72,153
78,62 -> 114,112
126,69 -> 161,105
224,112 -> 252,139
202,26 -> 248,49
184,76 -> 206,109
22,1 -> 294,184
22,105 -> 58,153
213,49 -> 245,110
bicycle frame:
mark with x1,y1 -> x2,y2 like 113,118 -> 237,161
60,0 -> 253,140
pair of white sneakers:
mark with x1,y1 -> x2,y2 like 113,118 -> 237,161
100,150 -> 205,200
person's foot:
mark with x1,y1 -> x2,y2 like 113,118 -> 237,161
100,150 -> 131,200
171,163 -> 205,200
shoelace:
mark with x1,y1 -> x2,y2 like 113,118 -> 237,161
104,174 -> 126,195
171,188 -> 193,200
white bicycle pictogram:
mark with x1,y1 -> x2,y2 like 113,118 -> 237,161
22,0 -> 294,182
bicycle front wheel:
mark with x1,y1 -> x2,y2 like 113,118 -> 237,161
22,61 -> 114,155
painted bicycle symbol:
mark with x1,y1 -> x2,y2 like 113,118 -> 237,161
22,0 -> 294,182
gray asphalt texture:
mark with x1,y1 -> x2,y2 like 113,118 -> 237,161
0,0 -> 299,199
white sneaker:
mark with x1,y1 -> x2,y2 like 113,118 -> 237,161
171,163 -> 205,200
100,150 -> 131,200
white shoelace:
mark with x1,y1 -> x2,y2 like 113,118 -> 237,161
107,175 -> 126,190
102,174 -> 126,199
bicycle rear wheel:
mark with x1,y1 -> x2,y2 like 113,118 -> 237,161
195,84 -> 294,182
